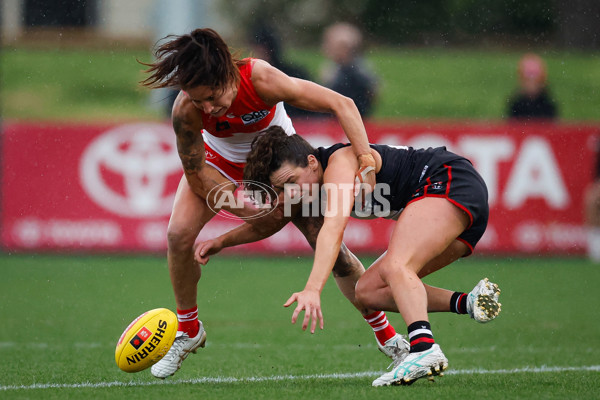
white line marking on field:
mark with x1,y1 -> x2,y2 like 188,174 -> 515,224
1,341 -> 596,355
1,365 -> 599,391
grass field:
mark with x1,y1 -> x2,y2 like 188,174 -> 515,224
2,47 -> 600,122
1,253 -> 599,399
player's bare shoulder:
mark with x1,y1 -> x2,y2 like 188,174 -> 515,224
249,59 -> 272,78
329,146 -> 358,168
172,91 -> 203,132
250,59 -> 293,106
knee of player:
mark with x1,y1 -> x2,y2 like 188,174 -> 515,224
377,259 -> 415,282
166,224 -> 198,252
332,246 -> 363,278
354,280 -> 374,308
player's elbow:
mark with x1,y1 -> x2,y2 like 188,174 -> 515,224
331,94 -> 358,117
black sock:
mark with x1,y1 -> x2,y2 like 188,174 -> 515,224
407,320 -> 434,353
450,292 -> 468,314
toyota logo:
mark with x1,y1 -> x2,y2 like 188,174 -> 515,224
80,123 -> 181,217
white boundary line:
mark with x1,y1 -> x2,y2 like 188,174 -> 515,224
1,365 -> 599,391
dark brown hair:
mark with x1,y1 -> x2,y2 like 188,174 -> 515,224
244,126 -> 317,189
140,28 -> 245,90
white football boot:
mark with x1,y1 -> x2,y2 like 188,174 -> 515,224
151,323 -> 207,379
377,333 -> 410,369
467,278 -> 502,323
372,343 -> 448,387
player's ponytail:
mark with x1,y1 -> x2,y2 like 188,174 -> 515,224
139,28 -> 244,90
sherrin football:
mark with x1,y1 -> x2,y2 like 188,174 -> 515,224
115,308 -> 177,373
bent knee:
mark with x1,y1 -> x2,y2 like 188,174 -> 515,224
332,244 -> 364,277
167,224 -> 199,253
355,266 -> 391,310
377,257 -> 421,284
355,279 -> 376,309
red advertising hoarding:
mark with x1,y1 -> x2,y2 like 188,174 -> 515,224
1,120 -> 598,255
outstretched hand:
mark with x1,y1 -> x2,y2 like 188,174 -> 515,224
193,238 -> 223,265
283,289 -> 324,334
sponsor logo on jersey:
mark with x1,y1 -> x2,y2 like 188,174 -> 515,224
241,110 -> 270,125
205,150 -> 217,160
216,121 -> 231,131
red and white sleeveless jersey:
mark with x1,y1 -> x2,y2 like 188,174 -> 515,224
201,58 -> 295,163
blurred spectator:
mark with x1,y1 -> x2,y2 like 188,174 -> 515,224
320,22 -> 378,117
507,53 -> 557,120
585,138 -> 600,262
249,23 -> 315,119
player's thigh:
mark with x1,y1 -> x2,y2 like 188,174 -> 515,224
359,238 -> 468,295
418,239 -> 469,278
168,174 -> 216,243
386,197 -> 470,274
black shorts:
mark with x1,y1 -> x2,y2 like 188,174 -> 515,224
407,158 -> 489,255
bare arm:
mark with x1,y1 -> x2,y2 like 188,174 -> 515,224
172,93 -> 236,201
284,148 -> 358,332
194,214 -> 291,264
251,60 -> 376,188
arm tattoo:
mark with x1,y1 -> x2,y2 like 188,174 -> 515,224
173,116 -> 205,176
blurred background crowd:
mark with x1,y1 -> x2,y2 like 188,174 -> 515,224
3,0 -> 599,120
3,0 -> 599,119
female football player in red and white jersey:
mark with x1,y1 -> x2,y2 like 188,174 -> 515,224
140,28 -> 405,379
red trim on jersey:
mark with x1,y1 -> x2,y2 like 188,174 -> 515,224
445,164 -> 452,196
407,196 -> 474,227
424,177 -> 431,196
405,164 -> 474,229
447,198 -> 474,228
456,237 -> 474,255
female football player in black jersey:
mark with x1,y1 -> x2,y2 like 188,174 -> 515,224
196,125 -> 501,387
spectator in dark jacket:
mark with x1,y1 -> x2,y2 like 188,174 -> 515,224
507,53 -> 557,120
250,23 -> 316,119
320,22 -> 378,118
